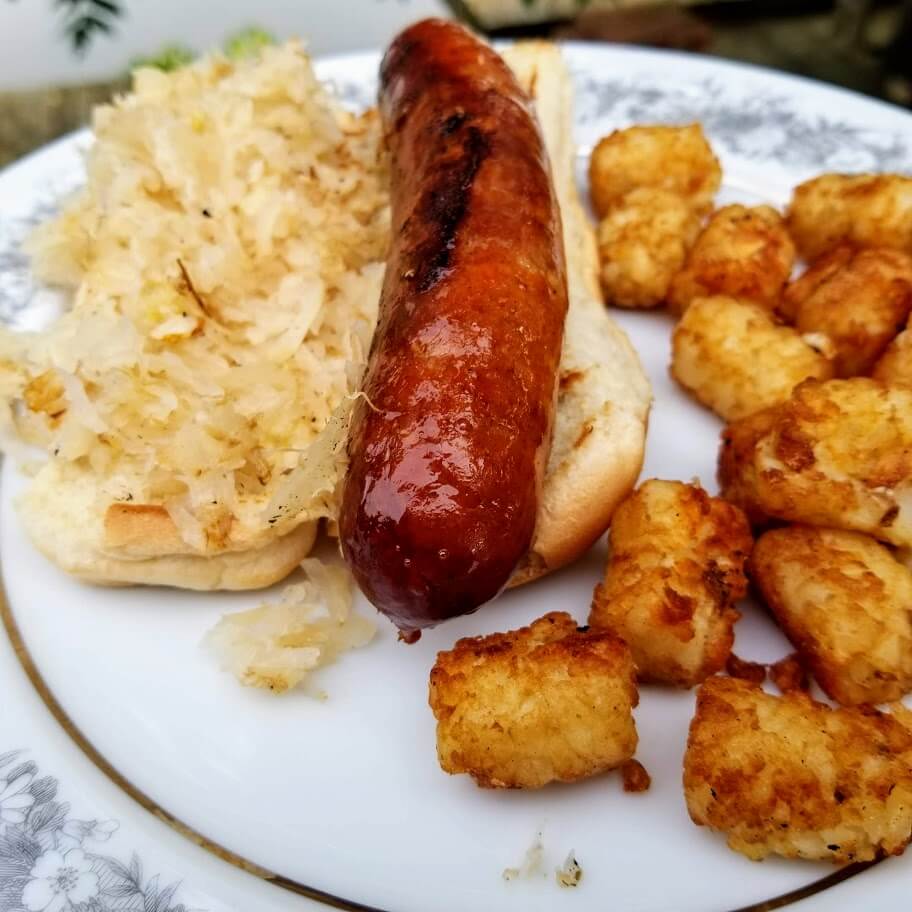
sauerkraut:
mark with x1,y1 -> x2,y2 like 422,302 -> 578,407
204,558 -> 375,693
0,42 -> 389,553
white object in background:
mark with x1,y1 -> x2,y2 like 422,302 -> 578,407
0,0 -> 450,90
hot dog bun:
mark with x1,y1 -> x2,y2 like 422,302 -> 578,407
504,42 -> 651,585
12,41 -> 648,593
17,461 -> 318,590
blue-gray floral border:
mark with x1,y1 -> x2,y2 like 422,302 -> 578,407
0,750 -> 193,912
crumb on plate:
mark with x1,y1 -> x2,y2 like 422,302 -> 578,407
725,653 -> 767,685
555,852 -> 583,888
621,759 -> 651,793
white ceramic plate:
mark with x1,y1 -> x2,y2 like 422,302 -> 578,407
2,43 -> 912,912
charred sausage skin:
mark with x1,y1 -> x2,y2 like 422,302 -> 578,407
340,19 -> 568,637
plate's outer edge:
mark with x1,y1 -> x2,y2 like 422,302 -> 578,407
1,43 -> 911,912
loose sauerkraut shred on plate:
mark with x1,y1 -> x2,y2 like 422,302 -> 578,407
204,558 -> 375,694
0,42 -> 390,552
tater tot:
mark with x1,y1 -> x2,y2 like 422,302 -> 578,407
780,244 -> 854,323
873,313 -> 912,387
684,676 -> 912,863
597,188 -> 702,309
430,612 -> 638,789
783,247 -> 912,377
788,173 -> 912,259
588,124 -> 721,218
717,378 -> 912,548
671,296 -> 833,421
751,525 -> 912,705
667,205 -> 796,315
717,406 -> 779,528
589,479 -> 751,687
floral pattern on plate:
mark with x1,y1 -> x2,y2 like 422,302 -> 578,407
570,70 -> 910,171
326,65 -> 911,171
0,165 -> 81,331
0,750 -> 194,912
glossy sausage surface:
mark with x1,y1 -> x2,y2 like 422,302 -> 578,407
340,19 -> 568,638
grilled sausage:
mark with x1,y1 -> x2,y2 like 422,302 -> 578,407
339,19 -> 569,639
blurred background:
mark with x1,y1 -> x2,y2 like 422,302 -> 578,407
0,0 -> 910,167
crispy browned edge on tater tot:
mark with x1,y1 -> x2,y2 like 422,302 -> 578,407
589,124 -> 720,219
684,676 -> 912,863
787,173 -> 912,261
667,205 -> 795,315
717,379 -> 912,547
874,310 -> 912,387
671,295 -> 833,422
750,524 -> 912,706
430,612 -> 638,789
783,246 -> 912,377
590,479 -> 751,687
